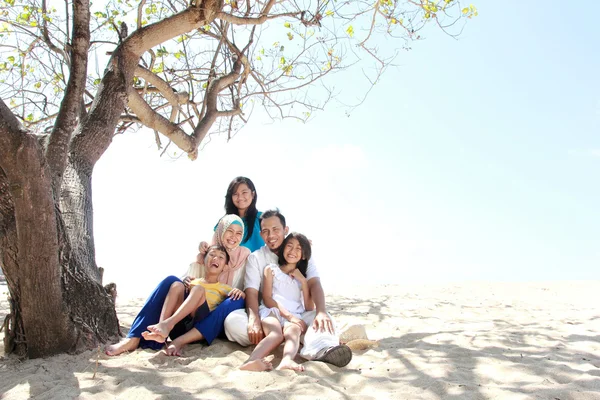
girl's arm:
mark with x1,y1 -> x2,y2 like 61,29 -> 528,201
300,279 -> 314,311
290,269 -> 314,311
262,267 -> 296,321
261,266 -> 277,308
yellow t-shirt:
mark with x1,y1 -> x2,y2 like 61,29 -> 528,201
189,279 -> 232,311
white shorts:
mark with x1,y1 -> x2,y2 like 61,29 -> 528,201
259,306 -> 301,327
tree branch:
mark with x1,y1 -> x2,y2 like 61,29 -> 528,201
46,0 -> 91,191
0,98 -> 28,163
127,84 -> 196,154
192,57 -> 243,147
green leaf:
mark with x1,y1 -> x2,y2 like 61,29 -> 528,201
93,78 -> 101,85
34,81 -> 41,89
346,25 -> 354,38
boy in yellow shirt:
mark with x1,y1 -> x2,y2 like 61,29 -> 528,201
142,245 -> 245,344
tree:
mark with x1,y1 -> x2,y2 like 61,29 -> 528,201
0,0 -> 475,358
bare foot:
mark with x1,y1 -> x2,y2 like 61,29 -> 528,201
145,321 -> 171,341
240,357 -> 274,372
276,358 -> 305,372
141,330 -> 167,343
164,340 -> 185,356
105,337 -> 140,356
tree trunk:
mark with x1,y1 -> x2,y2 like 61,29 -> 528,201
0,110 -> 119,358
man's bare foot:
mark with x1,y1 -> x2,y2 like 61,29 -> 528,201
276,358 -> 305,372
141,330 -> 167,343
240,357 -> 274,372
105,337 -> 140,356
164,340 -> 186,356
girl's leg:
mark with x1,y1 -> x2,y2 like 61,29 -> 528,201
144,285 -> 206,341
105,275 -> 181,355
277,324 -> 304,371
240,316 -> 283,372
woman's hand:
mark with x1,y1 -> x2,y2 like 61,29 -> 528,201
199,241 -> 209,253
288,316 -> 308,333
182,276 -> 194,291
289,269 -> 306,284
228,288 -> 246,300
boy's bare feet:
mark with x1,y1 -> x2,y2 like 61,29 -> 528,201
276,358 -> 305,372
141,330 -> 167,343
105,337 -> 140,356
240,356 -> 274,372
164,340 -> 186,356
145,321 -> 171,342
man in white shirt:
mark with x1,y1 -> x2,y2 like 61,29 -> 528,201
224,209 -> 352,367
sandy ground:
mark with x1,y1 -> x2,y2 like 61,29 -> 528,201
1,281 -> 599,399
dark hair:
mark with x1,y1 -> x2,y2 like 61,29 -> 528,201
278,232 -> 311,277
225,177 -> 258,244
205,244 -> 230,265
260,208 -> 286,229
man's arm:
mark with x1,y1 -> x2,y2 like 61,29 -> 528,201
307,277 -> 334,334
243,253 -> 264,344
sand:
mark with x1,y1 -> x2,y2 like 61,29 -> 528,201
1,281 -> 599,399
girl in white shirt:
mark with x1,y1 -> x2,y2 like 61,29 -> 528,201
240,232 -> 314,372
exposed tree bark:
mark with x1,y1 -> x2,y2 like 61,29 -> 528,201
0,0 -> 225,358
46,0 -> 91,192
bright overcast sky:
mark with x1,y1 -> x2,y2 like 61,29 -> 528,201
94,0 -> 600,298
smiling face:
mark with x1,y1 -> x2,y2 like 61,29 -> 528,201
222,223 -> 243,250
260,216 -> 289,251
282,237 -> 303,265
204,248 -> 228,276
231,183 -> 254,215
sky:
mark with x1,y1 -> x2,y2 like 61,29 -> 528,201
93,1 -> 600,298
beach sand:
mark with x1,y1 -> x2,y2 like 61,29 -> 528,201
1,281 -> 599,399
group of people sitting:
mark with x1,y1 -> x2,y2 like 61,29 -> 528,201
105,176 -> 352,371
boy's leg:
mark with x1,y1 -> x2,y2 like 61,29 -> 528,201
224,308 -> 252,346
277,323 -> 304,371
106,275 -> 181,355
195,297 -> 245,345
240,316 -> 283,372
158,281 -> 186,321
165,328 -> 203,356
299,310 -> 352,367
144,285 -> 206,342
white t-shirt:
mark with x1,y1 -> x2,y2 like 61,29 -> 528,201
244,245 -> 319,292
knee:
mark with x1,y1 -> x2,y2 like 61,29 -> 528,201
170,281 -> 185,294
189,285 -> 205,295
230,297 -> 245,309
267,327 -> 284,342
284,325 -> 301,339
